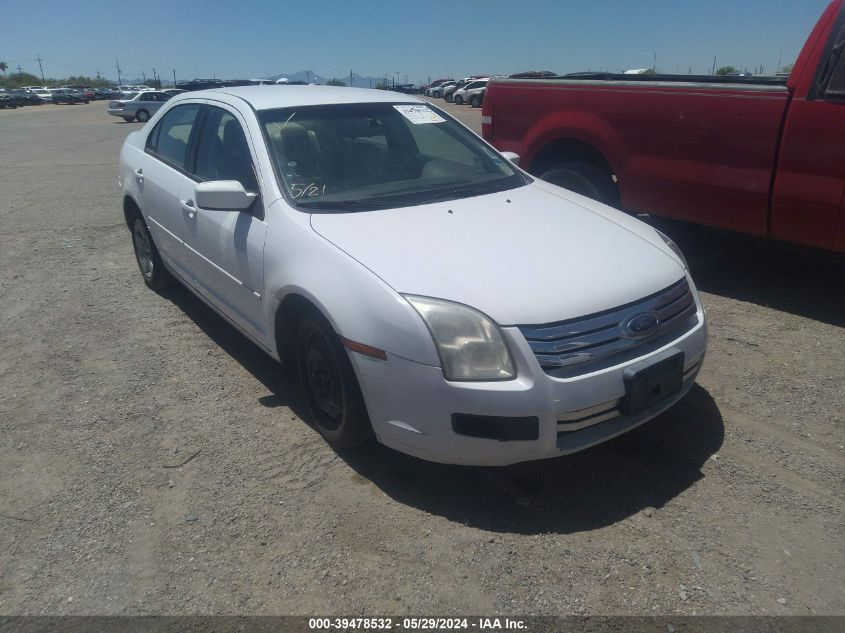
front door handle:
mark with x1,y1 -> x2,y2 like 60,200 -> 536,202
134,168 -> 144,184
179,199 -> 195,219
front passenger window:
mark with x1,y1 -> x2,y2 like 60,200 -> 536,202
194,107 -> 259,192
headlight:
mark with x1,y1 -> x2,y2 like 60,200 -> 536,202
404,295 -> 516,381
655,229 -> 688,269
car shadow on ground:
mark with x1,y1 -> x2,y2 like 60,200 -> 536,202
647,217 -> 845,328
158,286 -> 307,415
160,285 -> 724,535
334,385 -> 723,534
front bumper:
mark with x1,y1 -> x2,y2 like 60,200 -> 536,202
349,285 -> 708,466
108,108 -> 130,117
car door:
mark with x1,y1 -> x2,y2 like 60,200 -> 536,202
137,102 -> 205,281
181,103 -> 269,341
771,17 -> 845,251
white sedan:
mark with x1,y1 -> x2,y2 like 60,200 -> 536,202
108,91 -> 172,122
118,86 -> 707,466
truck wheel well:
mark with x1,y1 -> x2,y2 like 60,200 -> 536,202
529,138 -> 614,180
529,139 -> 620,207
274,294 -> 320,364
123,196 -> 141,231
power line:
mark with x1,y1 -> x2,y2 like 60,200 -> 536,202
35,54 -> 45,83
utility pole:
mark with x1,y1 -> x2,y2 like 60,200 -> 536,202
141,71 -> 146,84
172,68 -> 177,87
17,64 -> 23,79
36,54 -> 45,83
712,56 -> 717,75
96,69 -> 101,79
777,49 -> 783,72
116,59 -> 122,86
653,52 -> 657,71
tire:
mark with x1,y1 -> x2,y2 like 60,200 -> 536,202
538,161 -> 619,206
84,99 -> 89,104
131,215 -> 175,290
123,116 -> 134,123
296,313 -> 371,448
469,95 -> 480,108
135,109 -> 150,122
454,94 -> 463,105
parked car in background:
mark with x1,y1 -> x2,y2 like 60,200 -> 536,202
163,88 -> 187,96
92,88 -> 119,100
483,0 -> 845,252
10,89 -> 44,105
28,88 -> 53,102
429,81 -> 455,98
50,89 -> 90,104
118,85 -> 706,466
452,78 -> 489,105
108,90 -> 172,122
467,86 -> 486,108
0,92 -> 20,108
424,79 -> 452,96
444,78 -> 482,102
389,84 -> 419,94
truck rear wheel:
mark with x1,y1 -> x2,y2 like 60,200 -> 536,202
538,161 -> 619,207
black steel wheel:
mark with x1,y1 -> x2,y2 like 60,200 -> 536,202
296,314 -> 371,448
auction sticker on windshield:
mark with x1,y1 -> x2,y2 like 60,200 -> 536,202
394,105 -> 445,124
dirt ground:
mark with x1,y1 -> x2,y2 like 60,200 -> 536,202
0,98 -> 843,617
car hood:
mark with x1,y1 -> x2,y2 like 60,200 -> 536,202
309,182 -> 685,325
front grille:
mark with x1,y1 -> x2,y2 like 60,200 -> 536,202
517,278 -> 698,374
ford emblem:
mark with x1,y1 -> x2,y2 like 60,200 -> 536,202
625,311 -> 659,338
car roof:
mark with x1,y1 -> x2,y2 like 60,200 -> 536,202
178,85 -> 425,111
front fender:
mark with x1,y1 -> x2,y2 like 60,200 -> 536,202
262,202 -> 440,367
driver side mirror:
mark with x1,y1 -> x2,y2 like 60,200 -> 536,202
500,151 -> 520,165
195,180 -> 257,211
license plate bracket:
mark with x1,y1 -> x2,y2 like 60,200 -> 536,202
621,349 -> 685,416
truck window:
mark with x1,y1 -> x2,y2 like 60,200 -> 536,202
820,23 -> 845,99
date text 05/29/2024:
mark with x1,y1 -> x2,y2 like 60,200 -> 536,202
308,617 -> 527,630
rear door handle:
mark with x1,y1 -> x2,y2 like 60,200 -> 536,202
179,199 -> 196,218
134,168 -> 144,184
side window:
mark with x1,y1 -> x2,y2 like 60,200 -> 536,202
821,23 -> 845,100
194,107 -> 259,192
148,104 -> 202,171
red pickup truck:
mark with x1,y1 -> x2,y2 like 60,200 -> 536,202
482,0 -> 845,252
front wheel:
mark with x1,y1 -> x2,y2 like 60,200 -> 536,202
538,161 -> 619,207
454,94 -> 463,105
296,314 -> 371,448
135,109 -> 150,122
131,216 -> 174,290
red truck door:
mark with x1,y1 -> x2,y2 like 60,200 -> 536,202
771,13 -> 845,251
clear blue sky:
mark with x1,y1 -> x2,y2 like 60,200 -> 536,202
0,0 -> 832,83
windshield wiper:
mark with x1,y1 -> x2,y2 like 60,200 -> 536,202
422,186 -> 498,203
297,199 -> 393,211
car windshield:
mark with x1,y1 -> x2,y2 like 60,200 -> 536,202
259,102 -> 527,211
